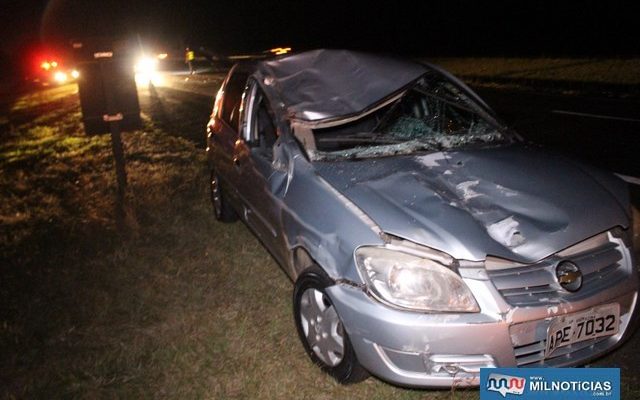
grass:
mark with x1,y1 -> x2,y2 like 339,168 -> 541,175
430,58 -> 640,85
426,57 -> 640,94
0,84 -> 476,399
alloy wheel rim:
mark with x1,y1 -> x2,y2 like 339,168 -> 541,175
299,288 -> 345,366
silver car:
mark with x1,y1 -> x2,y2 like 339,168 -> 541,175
206,49 -> 639,387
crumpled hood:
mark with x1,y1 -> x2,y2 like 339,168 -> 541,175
314,145 -> 630,263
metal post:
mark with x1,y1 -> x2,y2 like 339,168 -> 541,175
99,60 -> 128,230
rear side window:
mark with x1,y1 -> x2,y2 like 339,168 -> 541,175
243,82 -> 278,160
220,68 -> 249,131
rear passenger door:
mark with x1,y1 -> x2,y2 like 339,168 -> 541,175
207,66 -> 250,206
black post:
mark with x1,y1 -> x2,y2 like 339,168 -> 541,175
100,60 -> 128,230
73,38 -> 141,232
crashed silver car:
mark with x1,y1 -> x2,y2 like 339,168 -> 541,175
206,49 -> 639,387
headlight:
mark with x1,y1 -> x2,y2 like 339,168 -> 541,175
134,56 -> 161,85
53,71 -> 68,83
355,246 -> 479,312
134,57 -> 158,74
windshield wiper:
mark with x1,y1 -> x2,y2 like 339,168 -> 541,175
316,133 -> 403,144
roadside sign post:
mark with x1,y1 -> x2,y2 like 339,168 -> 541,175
72,38 -> 141,231
99,54 -> 128,225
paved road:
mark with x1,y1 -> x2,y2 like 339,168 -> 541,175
137,71 -> 225,148
476,87 -> 640,180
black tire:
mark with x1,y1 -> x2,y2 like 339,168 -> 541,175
209,170 -> 237,223
293,265 -> 369,384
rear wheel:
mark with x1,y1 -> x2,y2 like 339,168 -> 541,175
210,171 -> 237,222
293,266 -> 369,384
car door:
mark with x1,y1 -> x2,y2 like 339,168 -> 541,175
233,80 -> 288,264
207,66 -> 250,207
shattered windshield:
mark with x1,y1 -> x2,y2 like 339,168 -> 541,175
308,71 -> 512,161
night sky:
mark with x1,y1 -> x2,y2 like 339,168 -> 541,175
1,0 -> 639,74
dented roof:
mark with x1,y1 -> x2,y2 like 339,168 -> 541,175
257,49 -> 428,122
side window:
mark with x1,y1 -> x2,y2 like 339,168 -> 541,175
243,83 -> 278,160
220,68 -> 249,131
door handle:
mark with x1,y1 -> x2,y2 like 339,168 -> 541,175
233,140 -> 249,167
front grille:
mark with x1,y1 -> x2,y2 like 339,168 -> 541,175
487,232 -> 629,307
513,336 -> 610,367
509,296 -> 635,367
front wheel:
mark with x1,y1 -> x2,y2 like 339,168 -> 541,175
293,266 -> 369,384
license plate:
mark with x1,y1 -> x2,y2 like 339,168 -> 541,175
545,303 -> 620,357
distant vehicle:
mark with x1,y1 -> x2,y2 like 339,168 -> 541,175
34,58 -> 79,85
206,49 -> 639,388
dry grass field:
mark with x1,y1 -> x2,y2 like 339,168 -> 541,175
429,58 -> 640,86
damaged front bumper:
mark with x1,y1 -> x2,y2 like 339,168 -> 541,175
326,272 -> 639,388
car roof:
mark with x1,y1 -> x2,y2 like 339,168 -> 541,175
254,49 -> 428,122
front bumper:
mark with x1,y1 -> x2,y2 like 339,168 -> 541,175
327,275 -> 639,388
